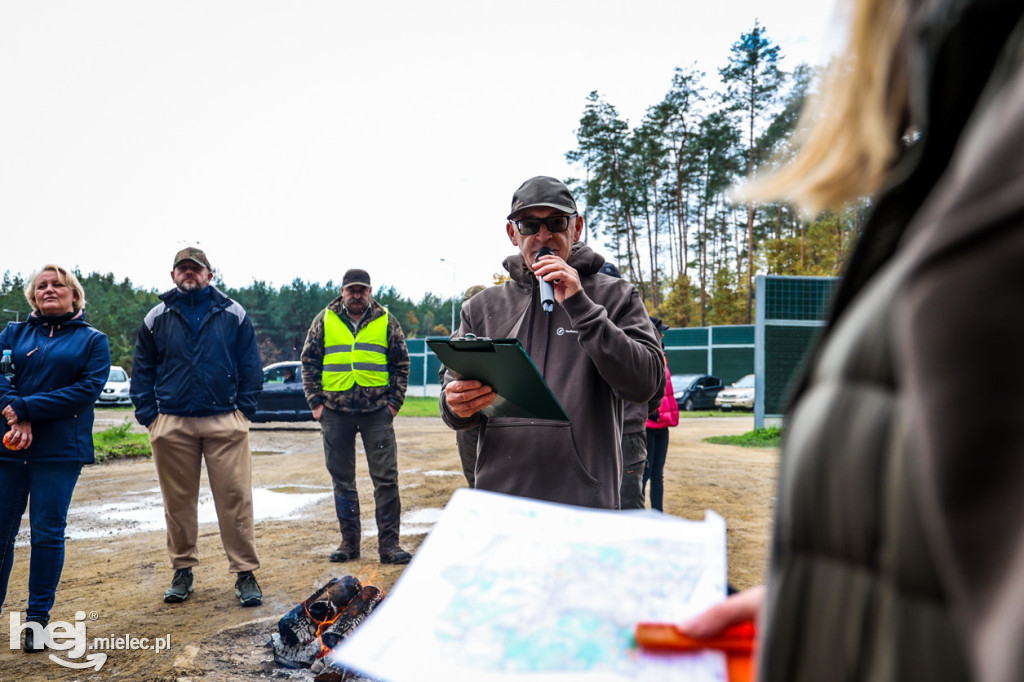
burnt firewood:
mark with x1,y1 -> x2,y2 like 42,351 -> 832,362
277,578 -> 337,646
278,576 -> 363,646
320,586 -> 384,650
314,659 -> 346,682
328,575 -> 363,609
269,632 -> 322,669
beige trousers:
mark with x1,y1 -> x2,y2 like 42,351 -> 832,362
149,411 -> 260,573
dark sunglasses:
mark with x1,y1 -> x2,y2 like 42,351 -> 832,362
511,214 -> 576,236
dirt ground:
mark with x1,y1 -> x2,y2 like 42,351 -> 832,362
0,409 -> 777,681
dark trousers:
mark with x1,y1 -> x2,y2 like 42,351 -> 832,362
644,427 -> 670,511
320,406 -> 402,550
0,459 -> 82,622
619,431 -> 648,510
456,427 -> 479,488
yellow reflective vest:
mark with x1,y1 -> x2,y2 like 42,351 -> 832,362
321,309 -> 389,391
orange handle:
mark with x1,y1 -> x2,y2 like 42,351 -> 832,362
635,621 -> 756,654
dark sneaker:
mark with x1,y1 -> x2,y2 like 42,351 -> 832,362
22,621 -> 48,653
329,542 -> 360,563
163,568 -> 194,604
379,545 -> 412,565
235,571 -> 262,607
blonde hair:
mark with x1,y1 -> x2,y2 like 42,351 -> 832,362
742,0 -> 911,214
24,264 -> 87,312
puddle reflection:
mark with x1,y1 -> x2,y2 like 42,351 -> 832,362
16,486 -> 332,545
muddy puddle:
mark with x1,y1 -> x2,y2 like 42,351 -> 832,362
16,484 -> 443,547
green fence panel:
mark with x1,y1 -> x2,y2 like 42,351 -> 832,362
425,341 -> 444,382
663,328 -> 710,347
712,326 -> 754,345
755,275 -> 839,426
711,348 -> 754,385
406,338 -> 427,387
763,277 -> 838,321
762,325 -> 824,414
663,325 -> 755,381
665,348 -> 709,375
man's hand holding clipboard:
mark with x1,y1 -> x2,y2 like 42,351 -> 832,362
431,337 -> 569,422
445,378 -> 496,418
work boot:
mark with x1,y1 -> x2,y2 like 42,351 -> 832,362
163,568 -> 194,604
329,540 -> 361,563
379,543 -> 412,565
235,570 -> 262,607
22,620 -> 48,653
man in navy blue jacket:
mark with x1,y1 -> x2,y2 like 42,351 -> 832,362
131,247 -> 264,607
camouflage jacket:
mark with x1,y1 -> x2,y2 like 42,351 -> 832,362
301,296 -> 409,414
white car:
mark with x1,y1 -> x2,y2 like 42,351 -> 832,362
715,374 -> 755,411
96,365 -> 132,406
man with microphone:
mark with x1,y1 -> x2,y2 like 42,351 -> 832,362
440,176 -> 663,509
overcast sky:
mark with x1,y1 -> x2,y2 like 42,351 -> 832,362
1,0 -> 838,301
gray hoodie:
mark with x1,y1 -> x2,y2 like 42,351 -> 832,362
439,243 -> 663,508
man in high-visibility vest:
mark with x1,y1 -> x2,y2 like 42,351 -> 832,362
300,268 -> 412,564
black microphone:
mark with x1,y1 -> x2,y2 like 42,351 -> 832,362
537,247 -> 555,314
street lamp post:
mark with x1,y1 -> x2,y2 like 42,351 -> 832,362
439,258 -> 456,333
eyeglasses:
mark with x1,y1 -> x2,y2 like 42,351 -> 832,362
511,214 -> 576,236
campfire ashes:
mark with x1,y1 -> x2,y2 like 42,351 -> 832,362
269,576 -> 385,682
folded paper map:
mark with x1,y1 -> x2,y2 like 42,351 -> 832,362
332,489 -> 730,681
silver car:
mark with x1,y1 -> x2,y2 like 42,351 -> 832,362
96,365 -> 132,406
716,374 -> 755,411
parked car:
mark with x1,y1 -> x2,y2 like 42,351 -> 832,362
672,374 -> 724,411
251,361 -> 314,422
96,365 -> 132,406
716,374 -> 756,411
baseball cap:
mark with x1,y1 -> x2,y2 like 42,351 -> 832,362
342,269 -> 371,289
507,176 -> 577,220
598,262 -> 622,278
463,284 -> 486,301
650,316 -> 670,333
173,247 -> 211,270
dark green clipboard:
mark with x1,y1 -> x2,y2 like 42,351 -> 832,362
428,337 -> 569,422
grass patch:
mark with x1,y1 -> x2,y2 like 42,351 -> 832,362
680,410 -> 741,418
704,426 -> 782,448
93,418 -> 151,463
400,396 -> 441,418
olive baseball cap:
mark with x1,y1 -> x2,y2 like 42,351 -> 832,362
342,268 -> 371,289
463,284 -> 486,301
173,247 -> 211,270
507,176 -> 577,220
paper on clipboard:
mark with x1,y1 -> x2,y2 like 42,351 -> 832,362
428,336 -> 569,421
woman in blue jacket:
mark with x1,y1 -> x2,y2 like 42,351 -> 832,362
0,265 -> 109,652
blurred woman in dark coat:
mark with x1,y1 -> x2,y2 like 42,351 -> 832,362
680,1 -> 1024,680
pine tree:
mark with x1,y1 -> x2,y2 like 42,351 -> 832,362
720,21 -> 785,323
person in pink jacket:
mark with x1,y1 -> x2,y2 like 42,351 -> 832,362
643,318 -> 677,511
